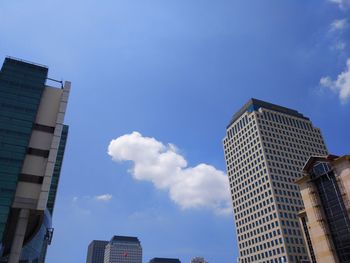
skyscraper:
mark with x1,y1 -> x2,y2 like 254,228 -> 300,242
223,99 -> 328,263
104,236 -> 142,263
0,57 -> 70,263
86,240 -> 109,263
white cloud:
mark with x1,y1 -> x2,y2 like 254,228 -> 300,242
95,194 -> 113,202
330,19 -> 347,31
329,0 -> 350,8
107,132 -> 231,215
320,58 -> 350,104
333,41 -> 347,50
329,0 -> 342,5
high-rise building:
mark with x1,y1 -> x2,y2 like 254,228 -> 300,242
0,57 -> 70,263
149,258 -> 181,263
296,155 -> 350,263
86,240 -> 109,263
104,236 -> 142,263
190,257 -> 207,263
223,98 -> 328,263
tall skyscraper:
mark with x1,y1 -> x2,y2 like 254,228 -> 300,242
86,240 -> 109,263
104,236 -> 142,263
296,155 -> 350,263
0,57 -> 70,263
223,99 -> 328,263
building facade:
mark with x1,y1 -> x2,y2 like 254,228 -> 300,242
296,155 -> 350,263
223,99 -> 328,263
86,240 -> 109,263
149,258 -> 181,263
104,236 -> 142,263
0,57 -> 70,263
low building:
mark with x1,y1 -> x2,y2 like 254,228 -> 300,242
296,155 -> 350,263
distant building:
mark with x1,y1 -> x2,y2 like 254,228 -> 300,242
149,258 -> 181,263
296,155 -> 350,263
0,57 -> 70,263
190,257 -> 207,263
86,240 -> 108,263
223,98 -> 328,263
104,236 -> 142,263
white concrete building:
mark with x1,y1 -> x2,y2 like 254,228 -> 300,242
223,99 -> 328,263
104,236 -> 142,263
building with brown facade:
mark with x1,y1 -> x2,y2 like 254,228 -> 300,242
296,155 -> 350,263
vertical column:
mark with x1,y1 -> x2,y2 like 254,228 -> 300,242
8,209 -> 30,263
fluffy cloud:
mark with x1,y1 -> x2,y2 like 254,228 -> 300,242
330,19 -> 347,31
333,41 -> 347,50
320,58 -> 350,104
95,194 -> 113,201
329,0 -> 350,8
108,132 -> 231,214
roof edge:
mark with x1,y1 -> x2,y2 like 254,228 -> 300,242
227,98 -> 310,128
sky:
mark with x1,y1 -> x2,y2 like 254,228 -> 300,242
1,0 -> 350,262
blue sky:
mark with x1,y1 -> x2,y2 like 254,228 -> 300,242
1,0 -> 350,262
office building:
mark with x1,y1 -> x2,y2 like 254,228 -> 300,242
296,155 -> 350,263
223,99 -> 328,263
190,257 -> 207,263
86,240 -> 109,263
149,258 -> 181,263
104,236 -> 142,263
0,57 -> 70,263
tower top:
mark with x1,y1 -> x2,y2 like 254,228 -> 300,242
227,98 -> 309,128
5,56 -> 48,70
110,235 -> 140,244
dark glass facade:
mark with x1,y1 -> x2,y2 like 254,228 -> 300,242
86,240 -> 109,263
300,215 -> 316,263
312,162 -> 350,262
47,125 -> 69,215
0,57 -> 69,263
0,58 -> 48,243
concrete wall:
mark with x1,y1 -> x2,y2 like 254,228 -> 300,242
12,83 -> 70,211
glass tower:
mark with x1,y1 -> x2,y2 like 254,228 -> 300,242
223,99 -> 328,263
0,57 -> 70,263
86,240 -> 109,263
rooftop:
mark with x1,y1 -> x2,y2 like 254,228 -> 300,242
89,240 -> 109,245
149,258 -> 181,263
5,56 -> 48,70
227,98 -> 309,128
110,235 -> 140,244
